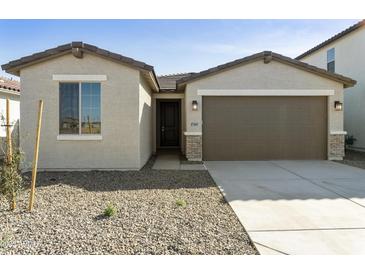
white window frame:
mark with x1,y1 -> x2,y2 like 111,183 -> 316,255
327,48 -> 335,63
57,81 -> 102,141
327,48 -> 335,72
53,74 -> 107,81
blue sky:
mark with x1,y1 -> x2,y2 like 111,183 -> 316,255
0,19 -> 359,78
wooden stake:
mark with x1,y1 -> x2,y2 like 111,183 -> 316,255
5,99 -> 15,210
5,99 -> 12,163
29,100 -> 44,212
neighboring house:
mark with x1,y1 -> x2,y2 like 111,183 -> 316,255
0,77 -> 20,157
297,20 -> 365,151
1,42 -> 355,170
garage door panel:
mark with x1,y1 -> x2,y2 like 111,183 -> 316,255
202,96 -> 327,160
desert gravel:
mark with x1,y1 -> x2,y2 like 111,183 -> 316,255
0,158 -> 257,255
335,149 -> 365,170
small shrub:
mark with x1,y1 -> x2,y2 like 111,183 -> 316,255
346,135 -> 357,146
0,223 -> 12,249
176,199 -> 187,207
0,149 -> 23,211
104,203 -> 117,217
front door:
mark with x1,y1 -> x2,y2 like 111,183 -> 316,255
160,101 -> 179,147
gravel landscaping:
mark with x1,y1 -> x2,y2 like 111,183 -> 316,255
335,149 -> 365,169
0,157 -> 257,255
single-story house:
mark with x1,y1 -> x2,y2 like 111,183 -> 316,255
0,77 -> 20,157
1,42 -> 356,170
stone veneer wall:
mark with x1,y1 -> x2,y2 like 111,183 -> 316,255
328,134 -> 345,160
185,135 -> 202,161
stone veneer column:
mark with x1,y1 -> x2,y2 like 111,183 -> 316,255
328,134 -> 345,160
185,134 -> 202,161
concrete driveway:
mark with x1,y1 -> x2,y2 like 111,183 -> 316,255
205,161 -> 365,255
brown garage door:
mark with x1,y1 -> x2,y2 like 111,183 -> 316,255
202,96 -> 327,160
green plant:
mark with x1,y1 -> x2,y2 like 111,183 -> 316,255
104,203 -> 117,217
346,135 -> 357,146
0,149 -> 24,211
176,199 -> 187,207
0,223 -> 12,249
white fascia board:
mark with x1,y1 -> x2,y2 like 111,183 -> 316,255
0,89 -> 20,96
53,75 -> 107,81
184,132 -> 202,136
149,71 -> 160,92
153,93 -> 185,99
330,131 -> 347,135
57,134 -> 103,141
197,89 -> 335,96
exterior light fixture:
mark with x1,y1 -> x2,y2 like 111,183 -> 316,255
334,101 -> 343,111
192,100 -> 198,111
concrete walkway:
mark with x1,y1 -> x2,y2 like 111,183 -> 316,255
205,160 -> 365,255
152,151 -> 206,170
152,151 -> 181,170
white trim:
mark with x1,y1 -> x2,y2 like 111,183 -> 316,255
57,134 -> 103,141
149,71 -> 159,92
184,132 -> 202,136
0,88 -> 20,96
330,131 -> 347,135
53,74 -> 107,81
197,89 -> 335,96
59,82 -> 103,138
153,93 -> 185,99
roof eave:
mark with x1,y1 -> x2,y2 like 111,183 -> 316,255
271,53 -> 356,88
176,53 -> 265,86
1,42 -> 160,91
142,70 -> 160,92
0,88 -> 20,95
176,51 -> 356,88
296,20 -> 365,60
2,44 -> 72,75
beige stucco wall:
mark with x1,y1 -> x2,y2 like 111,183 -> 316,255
20,52 -> 143,170
300,27 -> 365,150
139,74 -> 153,167
184,59 -> 344,159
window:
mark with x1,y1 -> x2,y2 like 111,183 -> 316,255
327,48 -> 335,73
59,83 -> 79,134
59,82 -> 101,135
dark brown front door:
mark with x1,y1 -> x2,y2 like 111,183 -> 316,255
160,101 -> 180,147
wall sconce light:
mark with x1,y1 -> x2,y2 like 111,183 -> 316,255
192,100 -> 198,111
334,101 -> 343,111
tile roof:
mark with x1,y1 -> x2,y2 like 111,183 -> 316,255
1,42 -> 356,92
2,42 -> 155,73
157,73 -> 196,90
1,42 -> 160,91
177,51 -> 356,88
296,20 -> 365,60
0,76 -> 20,92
